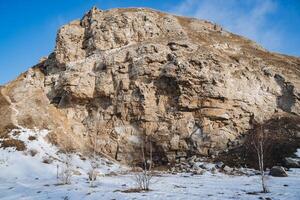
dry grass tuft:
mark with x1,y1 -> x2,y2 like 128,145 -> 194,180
0,139 -> 26,151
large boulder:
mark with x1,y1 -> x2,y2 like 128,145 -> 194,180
0,7 -> 299,165
269,166 -> 288,177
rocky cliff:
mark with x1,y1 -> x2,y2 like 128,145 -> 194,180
1,7 -> 300,165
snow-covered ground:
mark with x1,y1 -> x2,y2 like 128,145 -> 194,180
0,128 -> 123,180
0,128 -> 300,200
1,169 -> 300,200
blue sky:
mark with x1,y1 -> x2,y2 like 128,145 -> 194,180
0,0 -> 300,85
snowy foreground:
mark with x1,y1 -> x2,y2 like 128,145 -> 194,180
0,129 -> 299,200
1,170 -> 300,200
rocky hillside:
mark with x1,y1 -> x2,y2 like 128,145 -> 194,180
1,7 -> 299,165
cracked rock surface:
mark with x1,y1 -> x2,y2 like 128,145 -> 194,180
1,7 -> 299,164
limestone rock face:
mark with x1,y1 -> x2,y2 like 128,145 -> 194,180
1,7 -> 300,164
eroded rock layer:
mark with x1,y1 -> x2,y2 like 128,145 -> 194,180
1,7 -> 300,164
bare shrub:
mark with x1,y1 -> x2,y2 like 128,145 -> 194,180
57,139 -> 74,185
58,153 -> 73,185
88,131 -> 102,187
134,169 -> 153,191
133,138 -> 153,191
0,138 -> 26,151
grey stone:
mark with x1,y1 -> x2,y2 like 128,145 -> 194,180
223,166 -> 233,173
215,161 -> 224,169
284,157 -> 300,168
269,166 -> 288,177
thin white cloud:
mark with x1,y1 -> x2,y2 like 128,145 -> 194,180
172,0 -> 282,52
